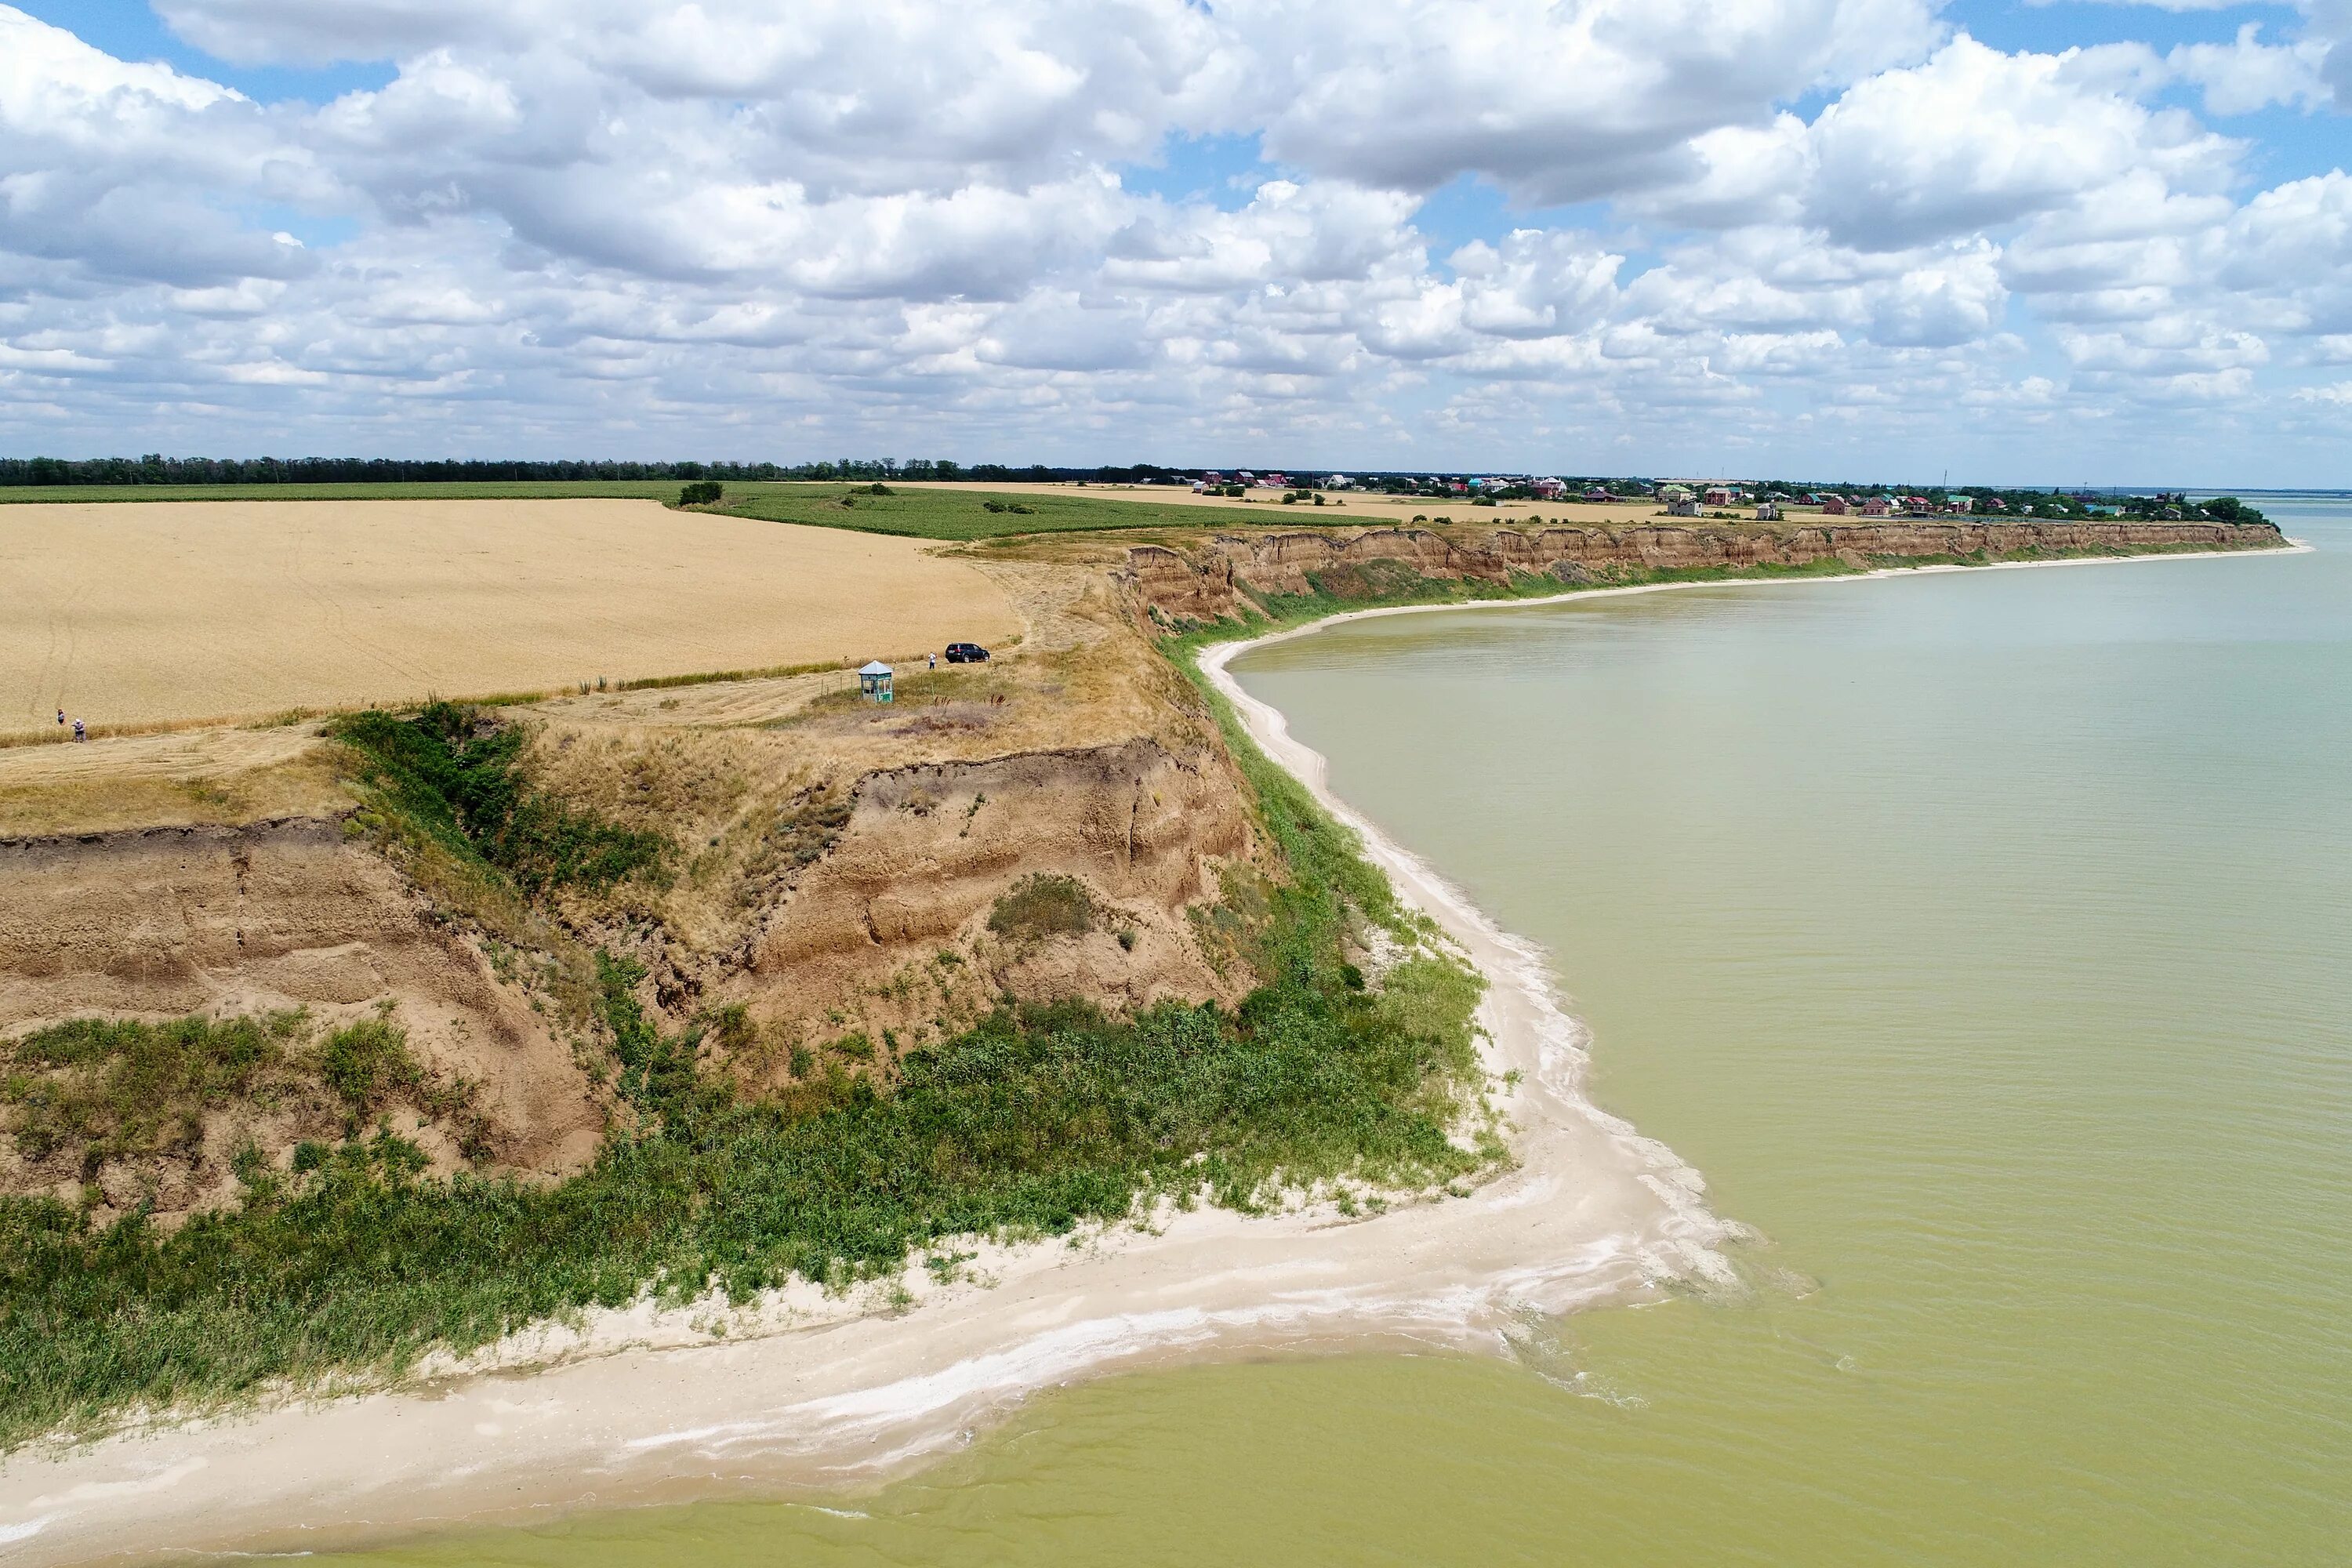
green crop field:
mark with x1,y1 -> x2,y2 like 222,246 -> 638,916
713,485 -> 1221,541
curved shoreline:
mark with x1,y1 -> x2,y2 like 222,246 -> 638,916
0,543 -> 2305,1566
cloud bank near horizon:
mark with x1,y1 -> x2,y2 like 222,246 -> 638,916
1,0 -> 2347,482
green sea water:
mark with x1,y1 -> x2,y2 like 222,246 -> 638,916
326,500 -> 2352,1567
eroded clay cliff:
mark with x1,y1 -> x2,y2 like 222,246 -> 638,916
0,559 -> 1267,1220
0,818 -> 605,1216
1123,517 -> 2288,620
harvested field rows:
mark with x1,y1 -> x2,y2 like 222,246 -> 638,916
0,499 -> 1020,733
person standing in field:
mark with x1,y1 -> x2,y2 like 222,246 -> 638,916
71,718 -> 85,742
928,652 -> 937,671
56,708 -> 64,728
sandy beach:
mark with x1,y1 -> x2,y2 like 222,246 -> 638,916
0,544 -> 2308,1566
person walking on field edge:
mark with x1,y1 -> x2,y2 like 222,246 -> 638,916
928,652 -> 937,671
71,718 -> 85,742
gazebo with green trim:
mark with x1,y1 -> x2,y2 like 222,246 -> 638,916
858,660 -> 894,703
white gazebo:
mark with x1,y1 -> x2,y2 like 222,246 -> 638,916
858,661 -> 894,703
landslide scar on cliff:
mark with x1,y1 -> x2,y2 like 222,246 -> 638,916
0,818 -> 604,1220
717,736 -> 1256,1057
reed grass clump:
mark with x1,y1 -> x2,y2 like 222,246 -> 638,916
316,1018 -> 423,1116
2,1013 -> 307,1173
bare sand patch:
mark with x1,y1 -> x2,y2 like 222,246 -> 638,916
0,499 -> 1020,734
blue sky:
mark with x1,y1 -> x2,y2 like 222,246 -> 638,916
10,0 -> 392,102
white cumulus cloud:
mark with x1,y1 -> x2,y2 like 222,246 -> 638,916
0,0 -> 2343,480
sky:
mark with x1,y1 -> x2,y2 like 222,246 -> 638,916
1,1 -> 2347,484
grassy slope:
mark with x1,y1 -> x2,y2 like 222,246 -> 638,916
0,695 -> 1489,1450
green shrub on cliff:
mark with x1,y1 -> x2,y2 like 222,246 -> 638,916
332,703 -> 668,898
988,873 -> 1097,938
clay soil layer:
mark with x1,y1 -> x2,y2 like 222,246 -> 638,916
0,499 -> 1020,732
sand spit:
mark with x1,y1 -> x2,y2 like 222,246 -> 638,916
0,545 -> 2308,1566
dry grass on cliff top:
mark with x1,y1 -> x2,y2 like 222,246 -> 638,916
493,553 -> 1221,937
0,726 -> 348,838
524,555 -> 1182,762
966,507 -> 1843,565
883,480 -> 1675,534
715,480 -> 1684,540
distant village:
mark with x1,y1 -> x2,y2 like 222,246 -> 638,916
1170,470 -> 2259,526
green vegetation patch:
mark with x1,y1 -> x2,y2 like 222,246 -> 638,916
315,1018 -> 426,1118
2,1013 -> 307,1174
332,702 -> 668,898
988,873 -> 1098,939
715,485 -> 1229,542
1,1012 -> 487,1186
1243,561 -> 1584,623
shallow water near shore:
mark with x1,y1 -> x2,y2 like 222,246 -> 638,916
317,500 -> 2352,1568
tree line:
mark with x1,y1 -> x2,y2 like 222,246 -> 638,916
0,456 -> 1194,488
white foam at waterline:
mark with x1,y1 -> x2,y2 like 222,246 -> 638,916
609,1262 -> 1653,1474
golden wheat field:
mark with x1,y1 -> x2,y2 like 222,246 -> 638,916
0,499 -> 1022,734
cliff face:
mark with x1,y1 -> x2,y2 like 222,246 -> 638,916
1125,518 -> 2287,620
0,818 -> 606,1217
706,735 -> 1256,1068
0,733 -> 1261,1218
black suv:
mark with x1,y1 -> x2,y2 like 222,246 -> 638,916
944,642 -> 990,663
